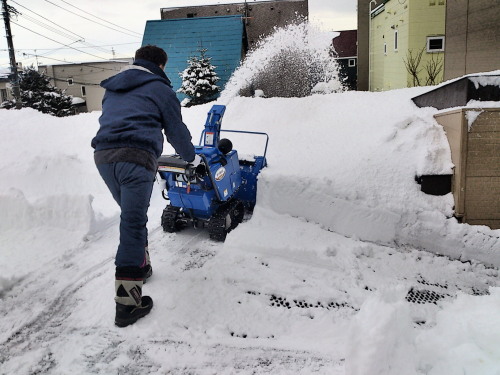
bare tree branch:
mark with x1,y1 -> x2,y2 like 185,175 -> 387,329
403,47 -> 425,87
425,53 -> 444,85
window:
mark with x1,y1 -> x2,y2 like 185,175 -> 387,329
394,30 -> 398,51
427,36 -> 445,52
384,42 -> 387,55
348,59 -> 356,67
81,86 -> 86,97
186,13 -> 196,18
67,78 -> 74,85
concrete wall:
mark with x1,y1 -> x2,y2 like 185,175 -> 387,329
435,108 -> 500,229
444,0 -> 500,80
161,0 -> 308,51
39,60 -> 131,112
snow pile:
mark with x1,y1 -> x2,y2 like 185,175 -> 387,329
0,89 -> 499,374
0,67 -> 9,78
0,109 -> 102,281
345,288 -> 417,375
469,75 -> 500,89
219,92 -> 499,266
416,289 -> 500,374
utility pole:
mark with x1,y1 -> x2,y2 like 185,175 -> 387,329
2,0 -> 21,108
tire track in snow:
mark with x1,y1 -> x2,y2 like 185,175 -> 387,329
0,240 -> 113,371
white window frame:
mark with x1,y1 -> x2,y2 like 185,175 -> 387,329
427,36 -> 445,52
348,58 -> 356,67
81,86 -> 86,97
67,78 -> 74,86
394,30 -> 398,51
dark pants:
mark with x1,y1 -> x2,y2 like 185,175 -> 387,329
96,162 -> 155,268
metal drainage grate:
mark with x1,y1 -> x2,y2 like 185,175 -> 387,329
405,288 -> 446,304
416,277 -> 448,290
269,294 -> 351,310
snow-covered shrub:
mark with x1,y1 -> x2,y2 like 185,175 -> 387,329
4,67 -> 74,117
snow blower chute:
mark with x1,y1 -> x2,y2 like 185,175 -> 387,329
157,104 -> 269,241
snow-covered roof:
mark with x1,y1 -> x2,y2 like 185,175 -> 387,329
71,97 -> 86,105
0,67 -> 10,80
412,70 -> 500,110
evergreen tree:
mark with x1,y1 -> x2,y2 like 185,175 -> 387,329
178,49 -> 220,107
5,67 -> 74,117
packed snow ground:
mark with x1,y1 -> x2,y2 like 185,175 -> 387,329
0,89 -> 499,374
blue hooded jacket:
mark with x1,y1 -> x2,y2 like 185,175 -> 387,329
91,59 -> 195,163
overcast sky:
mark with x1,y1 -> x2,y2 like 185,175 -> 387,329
0,0 -> 357,70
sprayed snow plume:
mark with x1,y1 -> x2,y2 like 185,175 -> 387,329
220,21 -> 343,103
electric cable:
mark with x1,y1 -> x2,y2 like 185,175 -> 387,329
51,77 -> 101,86
43,0 -> 141,38
11,2 -> 116,55
56,0 -> 142,36
21,52 -> 126,71
10,0 -> 85,41
1,42 -> 138,51
19,13 -> 82,42
10,21 -> 112,61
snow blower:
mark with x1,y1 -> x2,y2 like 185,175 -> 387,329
157,104 -> 269,241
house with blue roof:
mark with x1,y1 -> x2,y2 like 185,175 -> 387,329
143,0 -> 308,100
142,15 -> 246,101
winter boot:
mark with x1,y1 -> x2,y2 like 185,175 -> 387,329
141,246 -> 153,281
115,266 -> 153,327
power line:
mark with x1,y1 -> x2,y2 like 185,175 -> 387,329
56,0 -> 142,36
23,52 -> 127,71
11,1 -> 116,55
13,40 -> 82,66
10,0 -> 84,41
10,20 -> 112,61
19,12 -> 82,42
51,77 -> 101,86
43,0 -> 141,38
0,42 -> 138,51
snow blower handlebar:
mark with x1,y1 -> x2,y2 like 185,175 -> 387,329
157,156 -> 206,179
199,104 -> 269,161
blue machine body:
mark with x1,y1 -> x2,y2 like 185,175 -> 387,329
159,146 -> 242,219
158,104 -> 268,228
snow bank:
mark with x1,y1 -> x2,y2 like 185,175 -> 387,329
345,288 -> 417,375
0,84 -> 499,374
215,93 -> 499,266
343,287 -> 500,375
416,288 -> 500,374
0,190 -> 93,232
0,109 -> 106,282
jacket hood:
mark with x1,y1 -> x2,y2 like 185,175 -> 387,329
100,59 -> 172,92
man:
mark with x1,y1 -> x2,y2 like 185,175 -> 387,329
92,45 -> 195,327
